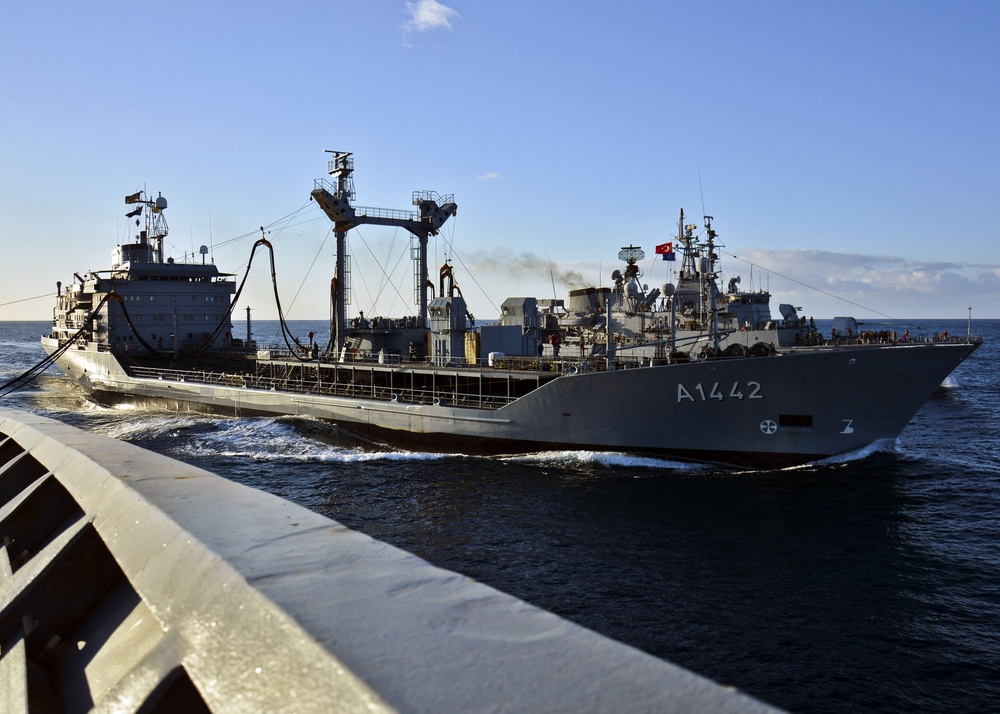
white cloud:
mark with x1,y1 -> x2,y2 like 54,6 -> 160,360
415,242 -> 1000,321
404,0 -> 459,33
476,171 -> 503,182
715,247 -> 1000,318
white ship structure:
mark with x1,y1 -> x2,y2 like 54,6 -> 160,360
42,153 -> 981,467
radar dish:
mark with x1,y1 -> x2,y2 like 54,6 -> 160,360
618,245 -> 645,262
199,245 -> 209,255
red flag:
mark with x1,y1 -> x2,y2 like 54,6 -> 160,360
655,242 -> 675,261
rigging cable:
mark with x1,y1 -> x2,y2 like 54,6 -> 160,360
374,227 -> 406,316
248,204 -> 328,346
445,246 -> 496,313
352,226 -> 415,316
274,223 -> 333,318
0,293 -> 54,310
0,293 -> 114,398
719,248 -> 897,320
211,201 -> 319,252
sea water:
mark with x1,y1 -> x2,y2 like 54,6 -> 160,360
2,319 -> 998,714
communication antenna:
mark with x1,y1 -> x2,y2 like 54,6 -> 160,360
698,166 -> 707,219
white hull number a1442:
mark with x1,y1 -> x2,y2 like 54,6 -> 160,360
676,381 -> 763,403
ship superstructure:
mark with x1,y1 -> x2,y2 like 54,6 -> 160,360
550,211 -> 814,366
50,191 -> 237,359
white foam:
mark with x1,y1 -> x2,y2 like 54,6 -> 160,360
753,439 -> 901,473
96,413 -> 207,441
501,450 -> 706,472
158,416 -> 451,464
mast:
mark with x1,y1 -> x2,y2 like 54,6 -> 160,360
672,209 -> 724,350
124,190 -> 169,263
311,151 -> 457,356
704,215 -> 720,350
327,152 -> 355,356
678,209 -> 695,281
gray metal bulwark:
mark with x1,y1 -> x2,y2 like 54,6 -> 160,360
0,408 -> 778,713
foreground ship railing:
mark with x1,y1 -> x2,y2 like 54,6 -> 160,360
0,408 -> 777,712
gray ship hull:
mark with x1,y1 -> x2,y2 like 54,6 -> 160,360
42,337 -> 977,468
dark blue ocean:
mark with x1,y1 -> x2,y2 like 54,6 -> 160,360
3,319 -> 998,713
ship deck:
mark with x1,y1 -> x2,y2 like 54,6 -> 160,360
129,353 -> 578,410
119,334 -> 977,412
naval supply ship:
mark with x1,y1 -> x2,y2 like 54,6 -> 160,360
41,152 -> 981,468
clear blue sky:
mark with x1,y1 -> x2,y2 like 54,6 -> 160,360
2,0 -> 997,322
